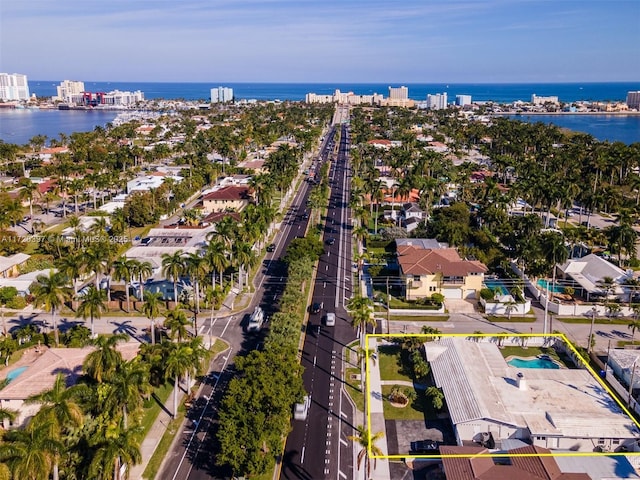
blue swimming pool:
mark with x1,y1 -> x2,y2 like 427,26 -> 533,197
537,279 -> 565,294
6,366 -> 28,382
507,358 -> 560,369
484,280 -> 509,296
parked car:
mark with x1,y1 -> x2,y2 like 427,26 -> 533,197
410,440 -> 439,454
266,243 -> 276,252
293,395 -> 311,421
311,302 -> 322,314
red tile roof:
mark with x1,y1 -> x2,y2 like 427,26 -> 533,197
397,245 -> 487,276
202,186 -> 251,201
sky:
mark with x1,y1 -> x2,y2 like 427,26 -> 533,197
1,0 -> 639,83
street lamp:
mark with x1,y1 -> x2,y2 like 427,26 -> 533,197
587,306 -> 598,354
629,357 -> 639,409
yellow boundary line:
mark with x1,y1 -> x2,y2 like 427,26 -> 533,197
364,332 -> 640,459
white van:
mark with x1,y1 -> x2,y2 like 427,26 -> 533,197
324,312 -> 336,327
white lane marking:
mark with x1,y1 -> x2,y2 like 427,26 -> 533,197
301,446 -> 306,463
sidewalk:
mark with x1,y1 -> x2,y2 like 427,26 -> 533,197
365,336 -> 391,480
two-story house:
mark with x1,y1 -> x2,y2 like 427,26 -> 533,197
201,186 -> 252,213
396,239 -> 487,300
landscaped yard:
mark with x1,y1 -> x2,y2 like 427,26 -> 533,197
378,344 -> 413,382
345,367 -> 364,412
381,385 -> 428,421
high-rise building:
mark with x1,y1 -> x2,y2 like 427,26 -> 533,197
427,92 -> 448,110
531,94 -> 559,105
455,94 -> 472,107
54,80 -> 85,103
627,91 -> 640,110
0,73 -> 30,101
388,86 -> 408,100
211,86 -> 233,103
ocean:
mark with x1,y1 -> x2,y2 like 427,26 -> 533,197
1,82 -> 638,146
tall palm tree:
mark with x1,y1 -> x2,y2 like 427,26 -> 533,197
103,359 -> 150,430
161,250 -> 185,305
142,291 -> 163,345
83,333 -> 128,384
164,307 -> 190,342
112,256 -> 136,313
348,425 -> 384,480
76,285 -> 108,338
31,270 -> 72,347
56,252 -> 85,304
184,252 -> 208,334
204,240 -> 228,289
164,342 -> 194,418
25,373 -> 89,480
88,426 -> 142,480
347,296 -> 376,335
232,241 -> 255,290
0,421 -> 62,480
130,259 -> 154,302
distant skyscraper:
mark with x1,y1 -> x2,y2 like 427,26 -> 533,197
54,80 -> 85,103
211,86 -> 233,103
455,94 -> 472,107
531,94 -> 559,105
627,91 -> 640,110
0,73 -> 29,101
427,92 -> 448,110
388,86 -> 408,100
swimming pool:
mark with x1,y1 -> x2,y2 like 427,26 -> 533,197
537,279 -> 565,294
507,357 -> 560,369
484,280 -> 509,296
6,366 -> 28,382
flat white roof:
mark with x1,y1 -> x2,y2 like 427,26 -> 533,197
425,338 -> 639,440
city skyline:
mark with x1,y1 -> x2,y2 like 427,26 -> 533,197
1,0 -> 639,83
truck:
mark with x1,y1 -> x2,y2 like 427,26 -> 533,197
247,306 -> 265,332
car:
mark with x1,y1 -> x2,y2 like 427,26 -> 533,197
266,243 -> 276,252
293,395 -> 311,421
311,302 -> 322,314
301,212 -> 309,220
326,237 -> 335,246
410,440 -> 440,454
324,312 -> 335,326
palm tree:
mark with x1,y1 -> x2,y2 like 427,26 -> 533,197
103,359 -> 150,430
629,317 -> 640,345
346,296 -> 376,335
164,307 -> 190,342
161,250 -> 185,305
112,256 -> 136,313
0,421 -> 62,480
348,425 -> 384,480
184,252 -> 208,334
76,285 -> 107,338
204,240 -> 228,289
88,426 -> 142,480
25,373 -> 88,480
164,342 -> 194,418
130,259 -> 154,302
142,291 -> 163,345
31,270 -> 72,347
83,333 -> 128,384
56,252 -> 85,306
232,241 -> 255,290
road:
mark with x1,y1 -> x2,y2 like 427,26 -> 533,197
157,125 -> 342,480
280,119 -> 359,480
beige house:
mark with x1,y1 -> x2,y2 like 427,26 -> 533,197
0,253 -> 30,279
396,241 -> 487,300
201,186 -> 252,213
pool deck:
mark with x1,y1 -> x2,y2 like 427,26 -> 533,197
505,354 -> 564,368
0,346 -> 46,381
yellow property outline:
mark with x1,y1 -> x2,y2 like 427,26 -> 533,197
364,332 -> 640,460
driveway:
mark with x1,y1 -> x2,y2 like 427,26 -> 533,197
445,299 -> 477,314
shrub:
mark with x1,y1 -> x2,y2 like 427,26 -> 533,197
5,296 -> 26,310
0,286 -> 18,304
430,293 -> 445,305
480,288 -> 495,300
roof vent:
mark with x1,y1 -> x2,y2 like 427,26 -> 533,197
516,372 -> 527,391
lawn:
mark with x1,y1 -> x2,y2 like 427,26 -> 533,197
556,316 -> 631,325
140,381 -> 173,437
378,345 -> 413,382
345,367 -> 365,412
387,315 -> 449,322
487,315 -> 537,323
380,385 -> 427,421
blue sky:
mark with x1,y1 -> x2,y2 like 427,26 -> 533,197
1,0 -> 639,83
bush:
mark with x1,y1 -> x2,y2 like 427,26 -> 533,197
0,286 -> 18,304
480,288 -> 495,300
430,293 -> 445,305
5,296 -> 26,310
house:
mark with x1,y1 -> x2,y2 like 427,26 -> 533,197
425,337 -> 640,453
0,269 -> 55,297
396,239 -> 486,300
37,146 -> 70,164
0,343 -> 139,427
126,171 -> 183,194
0,253 -> 30,279
400,203 -> 425,232
557,254 -> 629,302
440,445 -> 604,480
201,186 -> 252,213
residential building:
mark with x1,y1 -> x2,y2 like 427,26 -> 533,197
53,80 -> 85,103
0,269 -> 56,297
400,203 -> 426,233
388,86 -> 408,100
201,185 -> 252,213
396,239 -> 486,299
627,91 -> 640,110
211,86 -> 233,103
0,73 -> 29,101
427,92 -> 448,109
557,254 -> 629,302
126,172 -> 183,194
425,337 -> 640,453
455,94 -> 472,107
0,253 -> 30,278
532,94 -> 559,105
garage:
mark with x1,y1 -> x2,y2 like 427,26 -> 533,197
441,288 -> 463,299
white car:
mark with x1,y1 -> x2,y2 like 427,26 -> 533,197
293,395 -> 311,421
324,312 -> 336,327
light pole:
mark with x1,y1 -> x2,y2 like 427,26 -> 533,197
629,357 -> 639,409
587,306 -> 598,354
